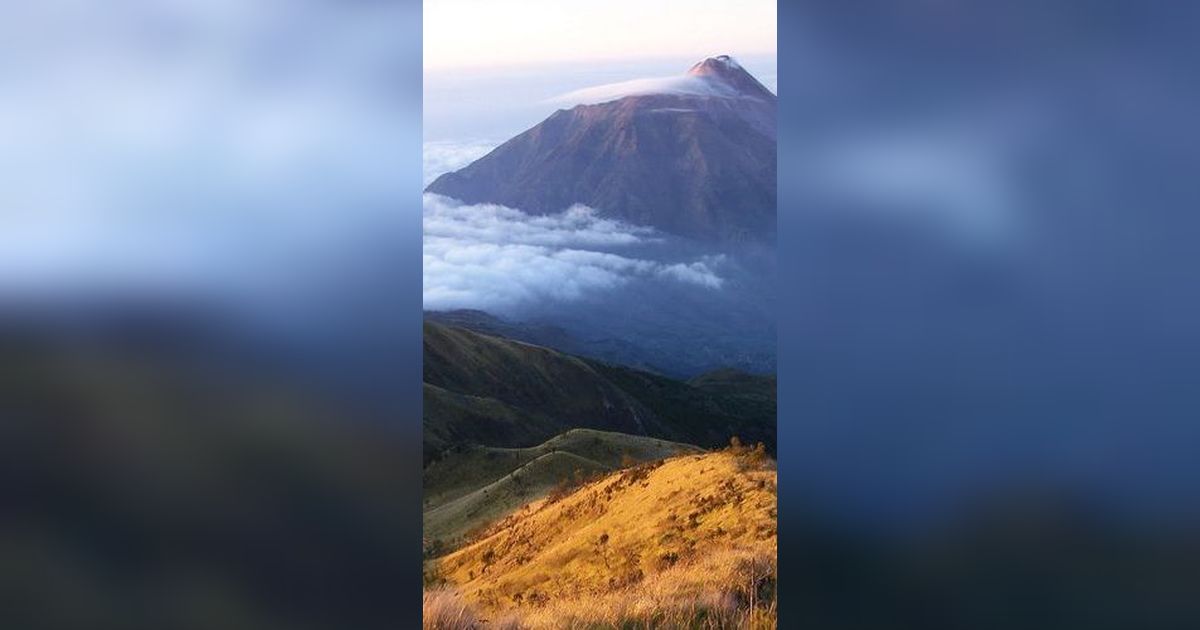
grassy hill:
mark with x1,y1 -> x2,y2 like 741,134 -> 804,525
423,322 -> 660,462
425,449 -> 777,629
424,429 -> 702,552
689,368 -> 777,403
591,363 -> 777,456
423,321 -> 776,463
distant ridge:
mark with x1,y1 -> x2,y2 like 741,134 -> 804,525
422,321 -> 776,463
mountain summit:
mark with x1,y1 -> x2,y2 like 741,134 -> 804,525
425,56 -> 776,243
686,54 -> 775,101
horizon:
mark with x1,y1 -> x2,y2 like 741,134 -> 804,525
423,52 -> 776,142
424,0 -> 775,72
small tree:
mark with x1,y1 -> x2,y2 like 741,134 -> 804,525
595,532 -> 611,568
749,441 -> 767,465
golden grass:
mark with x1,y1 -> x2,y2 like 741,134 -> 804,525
515,547 -> 777,629
423,587 -> 480,629
426,449 -> 777,628
424,429 -> 705,553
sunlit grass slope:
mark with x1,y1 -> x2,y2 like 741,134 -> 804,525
424,429 -> 702,551
428,449 -> 777,628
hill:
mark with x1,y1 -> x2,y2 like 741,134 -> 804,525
424,55 -> 776,243
425,449 -> 777,628
424,308 -> 778,379
423,321 -> 659,461
588,362 -> 777,454
423,321 -> 776,463
423,429 -> 703,551
689,368 -> 778,403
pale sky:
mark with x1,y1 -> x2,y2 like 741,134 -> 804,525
424,0 -> 776,71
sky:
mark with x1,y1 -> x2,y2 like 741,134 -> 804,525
424,0 -> 776,71
422,52 -> 776,141
423,0 -> 776,141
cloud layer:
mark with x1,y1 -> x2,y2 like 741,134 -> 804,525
423,193 -> 724,312
422,140 -> 496,186
548,75 -> 740,106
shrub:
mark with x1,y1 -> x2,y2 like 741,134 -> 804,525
546,467 -> 605,505
424,537 -> 446,560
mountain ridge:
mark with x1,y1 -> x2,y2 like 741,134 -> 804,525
423,428 -> 704,549
422,320 -> 776,464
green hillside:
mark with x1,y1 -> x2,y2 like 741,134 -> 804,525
423,321 -> 776,463
423,429 -> 701,551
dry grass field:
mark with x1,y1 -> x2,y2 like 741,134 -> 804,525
424,446 -> 777,629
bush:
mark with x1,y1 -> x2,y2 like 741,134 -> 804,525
546,468 -> 603,505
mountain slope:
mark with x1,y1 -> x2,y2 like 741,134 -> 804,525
423,322 -> 660,460
428,449 -> 777,628
423,429 -> 703,548
689,367 -> 778,403
590,362 -> 777,455
425,55 -> 776,243
424,307 -> 778,378
422,321 -> 776,462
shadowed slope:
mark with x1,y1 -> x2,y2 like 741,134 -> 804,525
423,321 -> 776,463
423,322 -> 659,460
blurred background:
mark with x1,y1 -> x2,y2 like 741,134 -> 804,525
780,2 -> 1200,628
0,1 -> 423,628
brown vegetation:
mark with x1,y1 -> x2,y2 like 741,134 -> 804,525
424,448 -> 776,628
423,588 -> 479,629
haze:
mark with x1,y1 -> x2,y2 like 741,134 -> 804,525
424,0 -> 775,71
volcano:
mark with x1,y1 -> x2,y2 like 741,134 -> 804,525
425,55 -> 777,243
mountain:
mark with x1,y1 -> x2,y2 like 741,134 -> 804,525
425,449 -> 777,628
422,321 -> 776,463
425,55 -> 776,243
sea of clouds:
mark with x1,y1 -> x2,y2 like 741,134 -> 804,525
423,193 -> 725,313
422,140 -> 728,313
